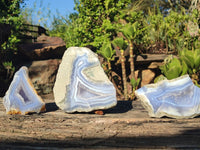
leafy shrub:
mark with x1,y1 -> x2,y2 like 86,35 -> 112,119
50,0 -> 132,49
159,49 -> 200,86
159,56 -> 188,80
48,0 -> 200,99
144,8 -> 199,53
0,0 -> 25,80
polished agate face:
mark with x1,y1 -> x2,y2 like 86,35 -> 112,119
3,67 -> 45,115
53,47 -> 117,113
135,75 -> 200,118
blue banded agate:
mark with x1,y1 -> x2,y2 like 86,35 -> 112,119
53,47 -> 117,113
135,75 -> 200,118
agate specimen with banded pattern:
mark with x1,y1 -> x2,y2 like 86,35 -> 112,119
135,75 -> 200,118
53,47 -> 117,113
3,67 -> 46,115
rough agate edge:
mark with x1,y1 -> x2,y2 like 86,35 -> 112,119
53,47 -> 117,113
135,75 -> 200,118
3,66 -> 46,115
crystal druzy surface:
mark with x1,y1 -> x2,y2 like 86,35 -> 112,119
3,67 -> 46,115
135,75 -> 200,118
53,47 -> 117,113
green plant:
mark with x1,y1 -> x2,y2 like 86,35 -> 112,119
121,23 -> 136,80
51,0 -> 132,48
112,37 -> 128,100
121,22 -> 146,79
50,14 -> 82,48
2,61 -> 15,80
159,48 -> 200,87
97,40 -> 125,97
154,74 -> 167,83
143,7 -> 200,54
97,40 -> 115,70
32,0 -> 200,100
131,78 -> 140,91
130,77 -> 140,98
1,34 -> 21,52
0,0 -> 25,81
119,21 -> 146,98
159,56 -> 188,80
179,49 -> 200,84
180,49 -> 200,74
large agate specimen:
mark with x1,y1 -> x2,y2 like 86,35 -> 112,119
135,75 -> 200,118
53,47 -> 117,113
3,67 -> 46,115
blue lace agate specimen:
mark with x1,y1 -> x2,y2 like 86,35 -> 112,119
3,67 -> 46,115
135,75 -> 200,118
53,47 -> 117,113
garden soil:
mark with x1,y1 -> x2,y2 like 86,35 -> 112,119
0,94 -> 200,149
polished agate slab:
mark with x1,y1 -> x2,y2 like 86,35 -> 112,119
135,75 -> 200,118
53,47 -> 117,113
3,67 -> 46,115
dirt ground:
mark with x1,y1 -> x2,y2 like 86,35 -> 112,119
0,94 -> 200,149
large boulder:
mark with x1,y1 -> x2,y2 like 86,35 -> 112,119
28,59 -> 61,95
134,62 -> 163,87
53,47 -> 117,113
135,69 -> 156,87
18,35 -> 66,60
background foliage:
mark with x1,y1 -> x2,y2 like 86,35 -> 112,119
0,0 -> 26,81
49,0 -> 200,98
1,0 -> 200,99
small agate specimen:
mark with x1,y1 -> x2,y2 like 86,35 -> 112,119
3,67 -> 46,115
135,75 -> 200,118
53,47 -> 117,113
